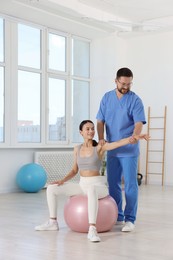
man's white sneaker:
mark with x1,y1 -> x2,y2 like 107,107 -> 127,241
35,220 -> 59,231
122,222 -> 135,232
87,226 -> 101,242
116,220 -> 125,225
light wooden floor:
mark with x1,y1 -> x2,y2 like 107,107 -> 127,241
0,185 -> 173,260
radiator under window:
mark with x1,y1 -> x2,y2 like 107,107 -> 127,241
34,151 -> 80,185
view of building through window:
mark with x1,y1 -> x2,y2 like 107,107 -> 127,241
0,17 -> 90,145
48,78 -> 66,141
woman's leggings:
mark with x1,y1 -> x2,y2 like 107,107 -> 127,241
46,176 -> 108,224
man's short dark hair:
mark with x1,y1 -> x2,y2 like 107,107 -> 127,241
116,68 -> 133,79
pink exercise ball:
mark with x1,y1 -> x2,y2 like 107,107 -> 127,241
64,195 -> 118,233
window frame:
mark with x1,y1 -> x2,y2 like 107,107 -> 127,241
0,15 -> 91,148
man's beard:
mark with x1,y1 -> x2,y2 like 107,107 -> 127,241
117,87 -> 130,94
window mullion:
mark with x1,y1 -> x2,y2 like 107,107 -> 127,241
41,27 -> 47,146
9,21 -> 18,146
66,34 -> 72,144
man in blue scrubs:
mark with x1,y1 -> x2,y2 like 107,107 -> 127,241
96,67 -> 146,232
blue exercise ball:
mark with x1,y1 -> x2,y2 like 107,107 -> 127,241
16,163 -> 47,193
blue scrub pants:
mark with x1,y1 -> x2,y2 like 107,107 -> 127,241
107,156 -> 138,224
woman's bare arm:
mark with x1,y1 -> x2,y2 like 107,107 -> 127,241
99,134 -> 149,154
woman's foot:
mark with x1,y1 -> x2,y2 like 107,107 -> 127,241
35,220 -> 59,231
87,226 -> 101,242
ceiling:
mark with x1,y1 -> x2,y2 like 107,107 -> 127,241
6,0 -> 173,37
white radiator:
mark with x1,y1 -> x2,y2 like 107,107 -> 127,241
34,151 -> 80,185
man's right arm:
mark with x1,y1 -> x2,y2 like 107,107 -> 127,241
97,120 -> 106,145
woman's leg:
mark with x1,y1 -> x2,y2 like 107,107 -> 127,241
84,178 -> 108,243
35,182 -> 83,231
87,184 -> 108,224
79,176 -> 108,225
47,183 -> 83,218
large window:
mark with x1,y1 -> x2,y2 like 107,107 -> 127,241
48,32 -> 67,143
18,24 -> 40,69
49,33 -> 66,72
72,80 -> 89,143
71,37 -> 90,143
72,37 -> 90,78
0,18 -> 3,62
48,78 -> 66,141
0,16 -> 90,147
18,70 -> 41,143
0,18 -> 4,143
17,24 -> 41,143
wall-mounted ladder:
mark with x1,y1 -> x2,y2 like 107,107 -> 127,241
145,106 -> 167,185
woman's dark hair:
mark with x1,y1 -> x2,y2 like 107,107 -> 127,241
116,67 -> 133,79
79,120 -> 98,147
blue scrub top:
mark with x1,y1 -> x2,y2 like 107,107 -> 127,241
96,89 -> 146,157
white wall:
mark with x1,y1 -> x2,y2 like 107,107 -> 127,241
0,149 -> 34,193
90,33 -> 127,123
91,31 -> 173,186
126,32 -> 173,185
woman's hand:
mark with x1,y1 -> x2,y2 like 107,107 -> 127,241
49,179 -> 64,186
134,134 -> 150,141
98,139 -> 107,146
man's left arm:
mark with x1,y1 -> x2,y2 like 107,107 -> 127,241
130,122 -> 143,144
133,121 -> 143,135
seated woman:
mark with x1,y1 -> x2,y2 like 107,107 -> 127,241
35,120 -> 149,242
